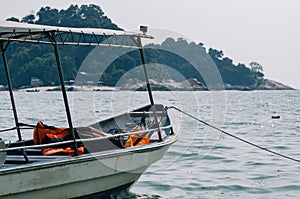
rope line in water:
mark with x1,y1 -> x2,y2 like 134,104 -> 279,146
166,106 -> 300,163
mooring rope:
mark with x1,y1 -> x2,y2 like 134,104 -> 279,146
0,126 -> 17,133
166,106 -> 300,163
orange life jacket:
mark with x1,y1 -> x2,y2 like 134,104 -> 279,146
125,135 -> 150,148
33,121 -> 71,145
42,146 -> 85,156
33,121 -> 84,156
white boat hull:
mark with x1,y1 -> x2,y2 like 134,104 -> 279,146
0,143 -> 172,199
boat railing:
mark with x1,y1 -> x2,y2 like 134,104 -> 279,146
0,125 -> 172,153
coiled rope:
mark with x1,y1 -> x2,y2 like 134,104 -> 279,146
166,106 -> 300,163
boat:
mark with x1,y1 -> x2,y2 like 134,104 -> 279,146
25,88 -> 40,92
0,20 -> 178,198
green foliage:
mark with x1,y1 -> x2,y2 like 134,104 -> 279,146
6,17 -> 19,22
21,14 -> 35,24
208,48 -> 258,86
35,4 -> 119,29
249,61 -> 264,78
1,4 -> 121,88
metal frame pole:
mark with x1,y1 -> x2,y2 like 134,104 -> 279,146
137,37 -> 162,141
50,32 -> 79,155
0,42 -> 22,140
1,41 -> 29,163
139,47 -> 155,105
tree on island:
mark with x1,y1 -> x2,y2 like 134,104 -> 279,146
249,61 -> 264,77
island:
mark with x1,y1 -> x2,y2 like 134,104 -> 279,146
0,4 -> 294,91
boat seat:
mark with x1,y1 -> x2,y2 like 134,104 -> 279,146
7,148 -> 43,156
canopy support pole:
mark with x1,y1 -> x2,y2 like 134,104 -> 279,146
50,32 -> 79,155
137,37 -> 162,141
0,41 -> 29,163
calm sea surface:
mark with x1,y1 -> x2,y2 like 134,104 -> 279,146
1,90 -> 300,198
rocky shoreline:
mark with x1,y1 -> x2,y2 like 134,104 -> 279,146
2,78 -> 294,92
126,78 -> 294,91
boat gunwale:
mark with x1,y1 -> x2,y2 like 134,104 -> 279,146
0,133 -> 178,175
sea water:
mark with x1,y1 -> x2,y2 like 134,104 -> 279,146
1,90 -> 300,198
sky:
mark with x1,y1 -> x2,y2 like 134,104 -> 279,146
1,0 -> 299,88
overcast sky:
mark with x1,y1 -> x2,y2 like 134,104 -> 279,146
1,0 -> 299,88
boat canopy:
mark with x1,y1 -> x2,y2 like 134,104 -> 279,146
0,20 -> 152,48
0,20 -> 159,159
